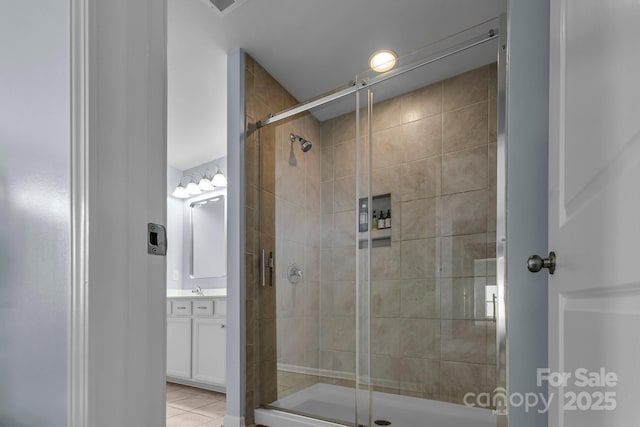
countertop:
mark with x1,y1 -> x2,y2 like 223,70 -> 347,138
166,288 -> 227,299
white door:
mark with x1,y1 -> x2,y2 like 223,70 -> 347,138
192,318 -> 227,386
548,0 -> 640,425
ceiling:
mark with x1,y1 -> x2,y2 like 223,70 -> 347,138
167,0 -> 506,170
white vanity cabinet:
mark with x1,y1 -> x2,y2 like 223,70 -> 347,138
166,297 -> 226,392
167,317 -> 192,379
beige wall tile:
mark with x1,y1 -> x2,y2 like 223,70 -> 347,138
321,215 -> 333,248
333,210 -> 356,248
441,320 -> 486,364
320,247 -> 334,281
401,115 -> 442,162
333,175 -> 356,212
401,198 -> 437,240
439,233 -> 488,277
321,181 -> 333,215
332,281 -> 356,316
371,318 -> 401,356
305,214 -> 321,249
333,139 -> 356,178
329,113 -> 356,145
321,146 -> 334,182
371,165 -> 403,199
332,246 -> 356,281
399,318 -> 440,359
442,146 -> 488,194
260,190 -> 276,237
401,238 -> 436,279
443,101 -> 488,153
440,277 -> 487,320
401,82 -> 442,123
306,175 -> 321,215
332,351 -> 356,374
399,157 -> 441,202
398,357 -> 426,392
371,244 -> 401,280
373,97 -> 402,132
371,280 -> 402,317
372,126 -> 405,170
305,247 -> 320,282
438,190 -> 488,236
400,278 -> 440,318
443,66 -> 488,112
372,354 -> 400,388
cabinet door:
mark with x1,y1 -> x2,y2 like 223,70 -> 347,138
192,318 -> 226,386
167,317 -> 191,379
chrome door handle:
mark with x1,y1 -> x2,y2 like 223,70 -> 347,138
527,251 -> 556,274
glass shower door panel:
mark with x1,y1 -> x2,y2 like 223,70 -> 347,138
255,89 -> 371,426
366,54 -> 499,419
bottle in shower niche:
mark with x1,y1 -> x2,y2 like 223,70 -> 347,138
385,209 -> 391,229
378,210 -> 386,229
359,203 -> 368,232
372,211 -> 378,230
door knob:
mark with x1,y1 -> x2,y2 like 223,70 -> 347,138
527,251 -> 556,274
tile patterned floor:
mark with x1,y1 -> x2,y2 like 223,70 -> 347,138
166,382 -> 226,427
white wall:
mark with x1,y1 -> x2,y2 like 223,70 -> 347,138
0,1 -> 70,426
506,0 -> 550,426
167,0 -> 227,170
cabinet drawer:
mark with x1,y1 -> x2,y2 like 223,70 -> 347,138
193,300 -> 213,316
173,301 -> 192,316
166,300 -> 172,315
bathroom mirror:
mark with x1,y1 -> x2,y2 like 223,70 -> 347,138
189,194 -> 226,278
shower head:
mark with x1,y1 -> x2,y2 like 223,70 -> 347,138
290,133 -> 312,153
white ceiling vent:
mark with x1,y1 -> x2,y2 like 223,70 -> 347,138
201,0 -> 250,17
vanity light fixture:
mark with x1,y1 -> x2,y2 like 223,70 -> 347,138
171,168 -> 226,199
369,49 -> 397,73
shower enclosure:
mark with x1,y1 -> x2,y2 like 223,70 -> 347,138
245,17 -> 507,427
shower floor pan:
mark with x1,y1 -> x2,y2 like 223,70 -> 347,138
255,383 -> 495,427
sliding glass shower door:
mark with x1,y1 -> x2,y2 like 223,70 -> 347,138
251,18 -> 504,427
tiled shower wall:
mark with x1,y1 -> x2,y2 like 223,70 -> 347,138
319,64 -> 498,404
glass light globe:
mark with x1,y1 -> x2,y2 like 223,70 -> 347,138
171,184 -> 190,198
186,182 -> 201,195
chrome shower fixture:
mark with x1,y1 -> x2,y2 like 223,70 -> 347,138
290,133 -> 312,153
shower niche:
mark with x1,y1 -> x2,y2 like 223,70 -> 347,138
358,193 -> 392,249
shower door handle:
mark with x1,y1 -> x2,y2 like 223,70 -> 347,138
261,249 -> 274,287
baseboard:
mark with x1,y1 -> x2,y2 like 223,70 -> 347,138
223,414 -> 246,427
167,377 -> 226,394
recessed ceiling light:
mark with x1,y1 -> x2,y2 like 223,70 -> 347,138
369,50 -> 397,73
